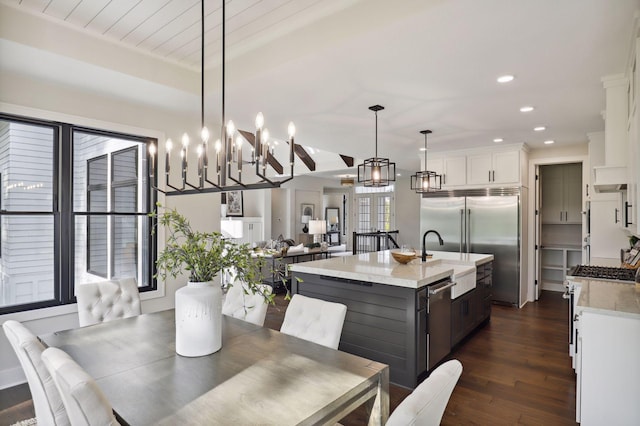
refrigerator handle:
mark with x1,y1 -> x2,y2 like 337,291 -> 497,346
459,209 -> 464,254
468,208 -> 471,252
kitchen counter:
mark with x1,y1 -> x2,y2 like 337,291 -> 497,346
289,250 -> 493,289
574,277 -> 640,319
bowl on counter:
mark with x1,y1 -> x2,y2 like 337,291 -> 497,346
391,249 -> 418,264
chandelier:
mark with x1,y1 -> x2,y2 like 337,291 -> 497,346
149,1 -> 296,195
410,130 -> 441,193
357,105 -> 396,187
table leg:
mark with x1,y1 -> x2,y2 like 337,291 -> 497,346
366,367 -> 389,425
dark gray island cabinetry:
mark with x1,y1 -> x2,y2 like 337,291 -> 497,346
291,272 -> 448,388
290,250 -> 493,389
451,261 -> 493,346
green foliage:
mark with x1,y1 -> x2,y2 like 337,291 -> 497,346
150,204 -> 273,304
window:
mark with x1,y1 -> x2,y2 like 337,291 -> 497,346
355,184 -> 395,232
0,114 -> 156,315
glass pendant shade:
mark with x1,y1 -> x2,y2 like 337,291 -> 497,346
411,130 -> 441,193
358,105 -> 396,187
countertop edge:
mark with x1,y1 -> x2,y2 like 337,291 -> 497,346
291,264 -> 454,289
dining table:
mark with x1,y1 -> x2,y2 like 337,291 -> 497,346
39,309 -> 389,425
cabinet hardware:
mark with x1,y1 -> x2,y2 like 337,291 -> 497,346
614,208 -> 619,224
488,170 -> 491,182
492,170 -> 495,182
624,201 -> 633,227
428,281 -> 456,296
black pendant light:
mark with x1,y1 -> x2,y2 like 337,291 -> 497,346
358,105 -> 396,187
410,130 -> 441,193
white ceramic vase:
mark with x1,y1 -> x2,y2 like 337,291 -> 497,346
175,281 -> 222,357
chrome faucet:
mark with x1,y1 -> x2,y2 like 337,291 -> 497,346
422,230 -> 444,261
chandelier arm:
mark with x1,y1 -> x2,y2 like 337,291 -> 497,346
148,147 -> 167,194
182,161 -> 202,191
165,170 -> 184,192
227,174 -> 247,188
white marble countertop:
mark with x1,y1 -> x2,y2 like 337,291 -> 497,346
290,250 -> 493,289
574,278 -> 640,320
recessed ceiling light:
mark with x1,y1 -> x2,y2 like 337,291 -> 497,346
397,173 -> 402,177
544,140 -> 555,145
493,138 -> 503,143
520,106 -> 534,112
497,75 -> 514,83
419,147 -> 427,151
534,126 -> 546,132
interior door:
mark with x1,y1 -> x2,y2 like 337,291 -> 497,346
535,165 -> 542,300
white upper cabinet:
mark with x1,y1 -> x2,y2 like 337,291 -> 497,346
427,155 -> 466,187
541,163 -> 582,224
429,145 -> 526,189
467,150 -> 520,185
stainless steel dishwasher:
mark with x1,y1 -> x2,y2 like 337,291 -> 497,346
426,278 -> 455,370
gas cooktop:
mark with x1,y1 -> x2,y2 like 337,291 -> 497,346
569,265 -> 636,282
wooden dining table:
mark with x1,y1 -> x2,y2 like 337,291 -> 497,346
39,309 -> 389,425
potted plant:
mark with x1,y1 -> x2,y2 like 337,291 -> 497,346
151,204 -> 271,357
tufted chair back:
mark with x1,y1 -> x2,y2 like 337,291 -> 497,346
280,294 -> 347,349
386,359 -> 463,426
222,282 -> 272,326
42,347 -> 121,426
76,278 -> 141,327
3,320 -> 70,426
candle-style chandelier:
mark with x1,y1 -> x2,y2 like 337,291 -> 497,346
148,0 -> 296,195
357,105 -> 396,187
410,130 -> 441,193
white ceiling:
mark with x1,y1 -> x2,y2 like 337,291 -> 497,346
1,0 -> 639,175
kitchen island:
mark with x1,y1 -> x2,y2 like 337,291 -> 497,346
290,250 -> 493,388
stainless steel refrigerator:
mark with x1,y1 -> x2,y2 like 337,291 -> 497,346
420,189 -> 521,305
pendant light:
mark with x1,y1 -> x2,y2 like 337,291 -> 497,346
357,105 -> 396,187
148,0 -> 296,195
410,130 -> 441,193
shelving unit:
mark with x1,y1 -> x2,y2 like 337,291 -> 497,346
538,163 -> 584,292
540,245 -> 582,291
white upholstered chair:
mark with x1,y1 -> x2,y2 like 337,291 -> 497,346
76,278 -> 141,327
280,294 -> 347,350
2,320 -> 70,426
386,359 -> 463,426
41,347 -> 121,426
222,282 -> 272,326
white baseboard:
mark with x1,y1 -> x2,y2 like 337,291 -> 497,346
0,366 -> 26,390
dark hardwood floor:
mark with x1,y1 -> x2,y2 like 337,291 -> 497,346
1,290 -> 576,425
